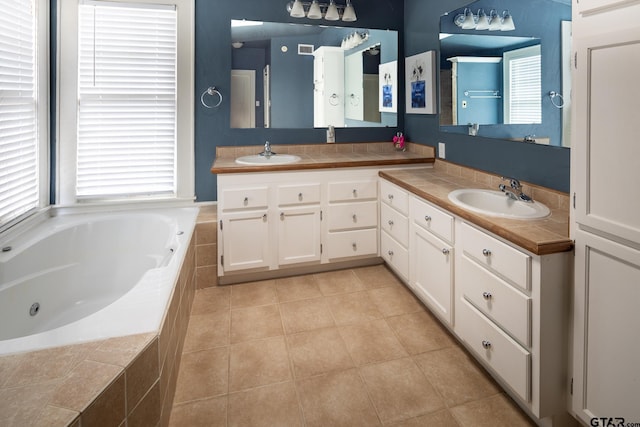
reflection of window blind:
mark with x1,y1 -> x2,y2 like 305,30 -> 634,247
77,1 -> 177,198
0,0 -> 39,226
507,50 -> 541,124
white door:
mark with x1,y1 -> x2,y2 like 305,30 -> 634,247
230,69 -> 256,128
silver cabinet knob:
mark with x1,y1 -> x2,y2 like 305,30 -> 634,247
298,192 -> 303,201
481,340 -> 492,349
388,250 -> 394,256
482,249 -> 492,256
424,215 -> 432,222
244,197 -> 249,204
352,189 -> 357,197
280,212 -> 285,220
388,194 -> 394,200
352,214 -> 357,221
482,291 -> 492,300
388,220 -> 394,226
352,243 -> 357,250
262,214 -> 267,221
442,248 -> 450,255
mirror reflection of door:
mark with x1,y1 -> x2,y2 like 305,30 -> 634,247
230,69 -> 256,128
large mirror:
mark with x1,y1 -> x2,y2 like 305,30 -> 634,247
439,0 -> 572,147
230,20 -> 398,129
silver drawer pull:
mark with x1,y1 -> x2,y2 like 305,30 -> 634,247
482,249 -> 492,257
244,197 -> 249,204
424,215 -> 431,222
442,248 -> 450,255
482,291 -> 492,300
388,220 -> 394,226
388,250 -> 394,256
280,212 -> 285,220
388,194 -> 394,200
298,192 -> 303,200
352,214 -> 357,221
481,340 -> 492,349
262,214 -> 267,221
352,243 -> 357,250
352,189 -> 358,196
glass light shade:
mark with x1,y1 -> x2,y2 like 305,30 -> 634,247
325,0 -> 339,20
461,9 -> 476,29
475,9 -> 489,30
488,10 -> 501,31
289,0 -> 306,18
342,0 -> 357,22
501,12 -> 515,31
307,0 -> 323,19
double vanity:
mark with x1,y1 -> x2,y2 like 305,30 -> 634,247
211,142 -> 573,426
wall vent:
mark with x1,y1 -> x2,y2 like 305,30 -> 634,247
298,44 -> 314,55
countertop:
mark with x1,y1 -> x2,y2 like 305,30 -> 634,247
210,142 -> 435,174
379,167 -> 572,256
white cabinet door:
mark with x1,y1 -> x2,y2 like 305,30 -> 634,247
410,224 -> 454,325
278,207 -> 321,266
221,211 -> 270,272
572,230 -> 640,425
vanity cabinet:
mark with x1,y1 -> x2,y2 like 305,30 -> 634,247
409,196 -> 454,325
379,180 -> 410,281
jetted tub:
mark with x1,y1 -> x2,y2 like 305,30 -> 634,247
0,207 -> 199,356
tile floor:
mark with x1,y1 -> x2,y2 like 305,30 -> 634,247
168,265 -> 535,427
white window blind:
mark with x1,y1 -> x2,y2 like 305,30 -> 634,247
77,1 -> 177,198
505,45 -> 541,124
0,0 -> 39,227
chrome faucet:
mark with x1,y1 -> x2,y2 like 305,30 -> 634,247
260,141 -> 276,157
499,177 -> 533,202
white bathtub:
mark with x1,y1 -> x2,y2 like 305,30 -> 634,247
0,207 -> 199,356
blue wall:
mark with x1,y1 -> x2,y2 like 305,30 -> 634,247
455,61 -> 503,125
404,0 -> 570,192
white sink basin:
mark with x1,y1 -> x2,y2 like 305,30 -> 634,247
235,154 -> 301,165
448,188 -> 550,220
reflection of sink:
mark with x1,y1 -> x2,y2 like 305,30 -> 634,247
235,154 -> 301,165
448,189 -> 550,220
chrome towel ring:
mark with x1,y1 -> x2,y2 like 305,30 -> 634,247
549,91 -> 565,109
201,86 -> 223,108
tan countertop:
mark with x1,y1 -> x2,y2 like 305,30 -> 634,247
379,166 -> 573,256
211,142 -> 435,174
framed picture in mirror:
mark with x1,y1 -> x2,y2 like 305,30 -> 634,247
405,50 -> 436,114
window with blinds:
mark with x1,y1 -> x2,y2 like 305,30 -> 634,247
76,1 -> 177,198
0,0 -> 42,228
504,45 -> 541,124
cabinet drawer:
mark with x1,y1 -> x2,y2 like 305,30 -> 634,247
410,196 -> 454,244
380,202 -> 409,247
381,231 -> 409,280
327,201 -> 378,231
458,256 -> 531,346
459,222 -> 531,291
328,180 -> 377,202
380,179 -> 409,215
326,228 -> 378,259
456,299 -> 531,402
221,187 -> 269,211
278,183 -> 321,206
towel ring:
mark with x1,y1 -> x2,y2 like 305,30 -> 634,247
549,91 -> 564,109
201,86 -> 223,108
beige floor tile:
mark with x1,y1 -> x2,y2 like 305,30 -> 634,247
230,304 -> 283,343
287,327 -> 354,378
339,319 -> 408,366
326,291 -> 384,325
414,347 -> 500,407
386,310 -> 456,355
230,280 -> 277,308
275,274 -> 322,302
353,264 -> 403,289
388,409 -> 461,427
296,369 -> 382,427
314,269 -> 366,296
183,310 -> 230,353
451,393 -> 535,427
191,286 -> 230,315
228,381 -> 303,427
173,347 -> 229,404
169,395 -> 227,427
368,286 -> 424,317
229,336 -> 291,392
359,357 -> 444,424
280,297 -> 335,334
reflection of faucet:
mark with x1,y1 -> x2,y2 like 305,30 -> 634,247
468,123 -> 479,136
260,141 -> 276,157
523,134 -> 536,143
499,177 -> 533,202
327,125 -> 335,143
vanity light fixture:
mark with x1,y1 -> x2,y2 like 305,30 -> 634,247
286,0 -> 356,22
454,8 -> 515,31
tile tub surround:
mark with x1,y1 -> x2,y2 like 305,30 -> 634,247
380,160 -> 572,255
211,141 -> 436,174
168,265 -> 535,426
195,205 -> 218,289
0,215 -> 201,427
